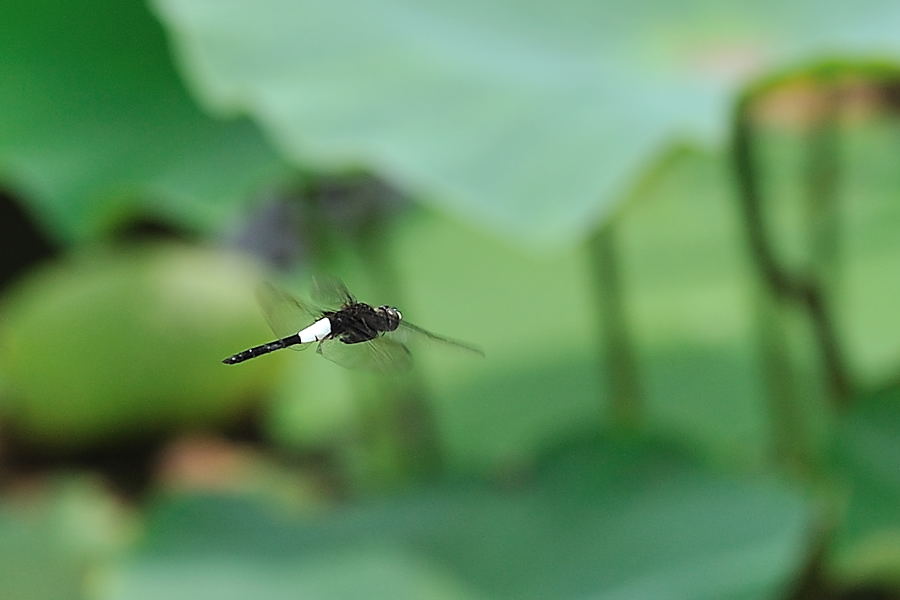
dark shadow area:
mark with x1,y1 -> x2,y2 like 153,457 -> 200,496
0,189 -> 57,292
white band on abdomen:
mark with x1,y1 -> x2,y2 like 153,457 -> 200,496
298,317 -> 332,343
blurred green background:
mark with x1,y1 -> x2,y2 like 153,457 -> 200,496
1,1 -> 900,598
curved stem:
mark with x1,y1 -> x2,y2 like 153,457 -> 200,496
805,86 -> 846,408
731,97 -> 852,411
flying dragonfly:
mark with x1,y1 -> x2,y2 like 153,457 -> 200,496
222,278 -> 483,371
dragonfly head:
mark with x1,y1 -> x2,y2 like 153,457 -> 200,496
377,305 -> 402,331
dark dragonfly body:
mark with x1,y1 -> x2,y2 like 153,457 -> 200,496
222,279 -> 480,371
222,335 -> 300,365
326,302 -> 401,343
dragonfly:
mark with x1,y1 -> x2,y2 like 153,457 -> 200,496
222,278 -> 483,372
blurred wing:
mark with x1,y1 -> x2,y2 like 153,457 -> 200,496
317,337 -> 412,372
255,283 -> 319,351
393,321 -> 484,357
311,275 -> 356,309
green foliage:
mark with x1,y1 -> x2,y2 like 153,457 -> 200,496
2,1 -> 900,598
0,0 -> 287,242
388,211 -> 602,470
256,134 -> 900,594
382,150 -> 800,470
102,439 -> 809,600
830,386 -> 900,587
151,0 -> 900,247
0,478 -> 129,600
0,244 -> 280,445
830,121 -> 900,383
753,118 -> 900,386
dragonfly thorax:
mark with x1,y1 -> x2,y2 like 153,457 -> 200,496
328,302 -> 401,344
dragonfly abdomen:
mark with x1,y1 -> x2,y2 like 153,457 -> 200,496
222,334 -> 300,364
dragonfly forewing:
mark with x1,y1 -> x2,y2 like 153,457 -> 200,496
256,284 -> 320,351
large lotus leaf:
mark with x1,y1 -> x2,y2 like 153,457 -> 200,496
151,0 -> 900,247
102,439 -> 810,600
0,0 -> 287,242
0,243 -> 283,445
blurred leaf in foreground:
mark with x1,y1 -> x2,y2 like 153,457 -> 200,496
0,243 -> 280,446
0,477 -> 131,600
152,0 -> 900,248
102,438 -> 809,600
0,0 -> 287,243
